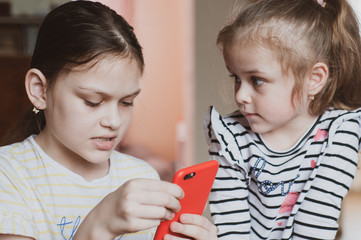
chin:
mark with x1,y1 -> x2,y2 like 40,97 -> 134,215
83,151 -> 112,164
250,125 -> 268,135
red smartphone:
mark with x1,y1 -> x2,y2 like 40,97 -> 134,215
154,160 -> 219,240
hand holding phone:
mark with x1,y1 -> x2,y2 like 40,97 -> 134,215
154,160 -> 219,240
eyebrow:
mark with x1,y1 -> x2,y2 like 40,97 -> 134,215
226,66 -> 265,75
78,87 -> 141,99
246,70 -> 265,75
125,89 -> 141,98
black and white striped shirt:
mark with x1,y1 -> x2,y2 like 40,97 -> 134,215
204,106 -> 361,239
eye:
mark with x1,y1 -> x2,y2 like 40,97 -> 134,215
251,76 -> 264,86
84,100 -> 102,108
121,101 -> 134,107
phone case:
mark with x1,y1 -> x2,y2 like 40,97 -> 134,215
153,160 -> 219,240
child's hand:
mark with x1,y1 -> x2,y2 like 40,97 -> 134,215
164,214 -> 218,240
105,178 -> 184,234
74,178 -> 184,239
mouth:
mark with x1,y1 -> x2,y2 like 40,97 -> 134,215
242,110 -> 252,116
91,136 -> 117,150
92,137 -> 115,141
242,111 -> 259,119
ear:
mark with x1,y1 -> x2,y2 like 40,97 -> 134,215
25,68 -> 48,110
306,62 -> 328,96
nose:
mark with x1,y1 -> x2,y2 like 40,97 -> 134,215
235,82 -> 252,104
100,104 -> 122,130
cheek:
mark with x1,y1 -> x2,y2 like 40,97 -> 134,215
56,113 -> 93,136
54,102 -> 98,131
117,112 -> 133,140
123,110 -> 134,127
260,93 -> 293,115
270,86 -> 293,105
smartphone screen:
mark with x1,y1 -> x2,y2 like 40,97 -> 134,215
154,160 -> 219,240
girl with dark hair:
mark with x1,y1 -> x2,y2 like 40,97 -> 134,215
0,1 -> 217,239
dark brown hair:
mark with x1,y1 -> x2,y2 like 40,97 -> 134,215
1,1 -> 144,145
217,0 -> 361,115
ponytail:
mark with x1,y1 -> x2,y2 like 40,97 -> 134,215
0,109 -> 44,146
328,0 -> 361,110
308,0 -> 361,114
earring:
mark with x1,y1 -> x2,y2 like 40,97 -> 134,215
32,107 -> 40,114
309,95 -> 315,101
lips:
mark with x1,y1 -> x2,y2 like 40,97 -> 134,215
91,136 -> 116,150
92,137 -> 114,141
242,111 -> 257,118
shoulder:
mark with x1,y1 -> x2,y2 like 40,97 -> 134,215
0,137 -> 38,195
0,136 -> 36,170
204,106 -> 246,125
203,106 -> 249,142
0,138 -> 41,238
320,107 -> 361,121
110,150 -> 160,180
320,108 -> 361,132
203,106 -> 253,170
319,108 -> 361,150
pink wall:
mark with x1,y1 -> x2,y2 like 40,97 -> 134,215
97,0 -> 134,24
97,0 -> 194,166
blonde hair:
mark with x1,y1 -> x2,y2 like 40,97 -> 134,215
217,0 -> 361,115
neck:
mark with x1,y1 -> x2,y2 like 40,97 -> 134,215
261,115 -> 318,151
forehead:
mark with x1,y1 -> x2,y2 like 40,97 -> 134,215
52,56 -> 141,94
233,19 -> 311,73
226,38 -> 297,80
223,43 -> 279,71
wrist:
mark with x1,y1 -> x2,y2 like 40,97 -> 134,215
73,206 -> 115,240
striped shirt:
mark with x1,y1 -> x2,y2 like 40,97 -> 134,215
0,135 -> 159,240
204,106 -> 361,240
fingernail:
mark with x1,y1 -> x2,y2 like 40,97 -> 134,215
167,212 -> 175,220
170,221 -> 181,231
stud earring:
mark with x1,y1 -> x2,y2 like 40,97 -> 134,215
32,107 -> 40,114
309,95 -> 315,101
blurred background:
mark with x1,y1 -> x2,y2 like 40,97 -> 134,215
0,0 -> 359,239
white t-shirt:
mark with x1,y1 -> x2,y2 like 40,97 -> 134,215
0,135 -> 159,240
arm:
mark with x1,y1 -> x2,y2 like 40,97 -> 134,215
74,178 -> 219,240
0,156 -> 37,239
73,178 -> 183,240
209,155 -> 251,240
0,235 -> 34,240
293,118 -> 361,239
204,107 -> 251,239
1,160 -> 215,240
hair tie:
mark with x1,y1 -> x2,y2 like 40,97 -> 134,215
317,0 -> 326,8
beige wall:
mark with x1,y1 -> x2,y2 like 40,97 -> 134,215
194,0 -> 243,165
